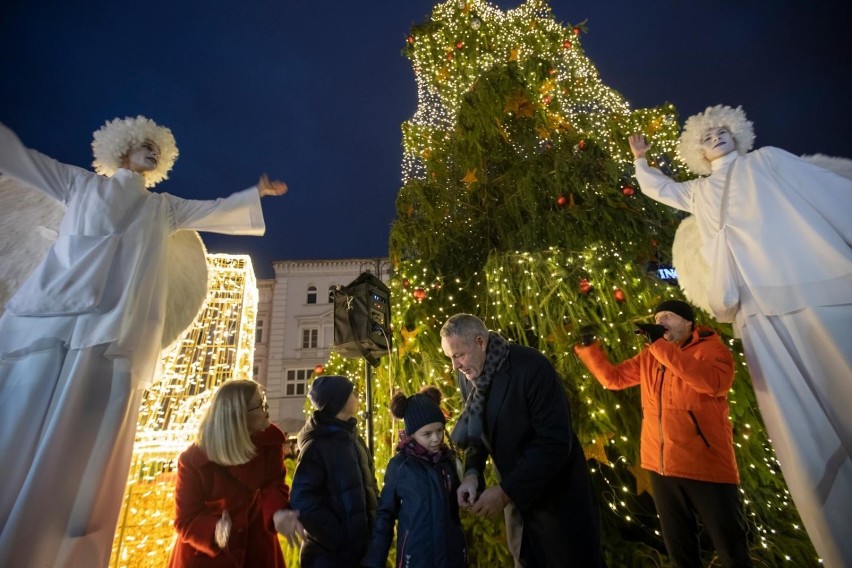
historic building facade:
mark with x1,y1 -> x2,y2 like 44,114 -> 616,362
254,257 -> 390,434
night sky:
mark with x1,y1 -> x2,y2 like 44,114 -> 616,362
1,0 -> 849,278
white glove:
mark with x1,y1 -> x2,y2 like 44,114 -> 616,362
273,509 -> 305,547
215,510 -> 231,549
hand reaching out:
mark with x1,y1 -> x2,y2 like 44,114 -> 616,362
273,509 -> 305,547
258,174 -> 288,197
628,133 -> 651,160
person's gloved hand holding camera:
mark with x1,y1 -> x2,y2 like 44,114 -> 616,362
635,323 -> 666,344
578,325 -> 597,346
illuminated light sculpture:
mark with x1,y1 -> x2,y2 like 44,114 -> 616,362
109,254 -> 258,568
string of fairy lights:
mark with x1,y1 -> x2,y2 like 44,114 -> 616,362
109,255 -> 258,568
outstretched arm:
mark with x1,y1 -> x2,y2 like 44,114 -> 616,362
0,121 -> 89,202
629,132 -> 696,212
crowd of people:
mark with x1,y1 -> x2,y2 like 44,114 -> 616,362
1,102 -> 849,568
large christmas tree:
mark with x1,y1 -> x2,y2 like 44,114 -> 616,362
326,1 -> 818,565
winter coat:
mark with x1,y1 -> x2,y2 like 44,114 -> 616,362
168,424 -> 290,568
460,344 -> 603,567
575,326 -> 739,483
291,413 -> 379,568
362,445 -> 467,568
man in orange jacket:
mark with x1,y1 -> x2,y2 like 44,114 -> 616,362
575,299 -> 752,567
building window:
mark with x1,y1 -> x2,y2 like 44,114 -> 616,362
253,366 -> 259,380
255,318 -> 265,344
328,285 -> 336,303
285,368 -> 312,397
302,327 -> 318,349
307,285 -> 317,304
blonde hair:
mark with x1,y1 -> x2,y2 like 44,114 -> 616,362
91,115 -> 179,188
196,380 -> 260,466
676,105 -> 755,175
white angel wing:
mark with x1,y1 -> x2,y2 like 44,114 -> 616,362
162,230 -> 208,348
672,154 -> 852,318
0,176 -> 64,308
0,176 -> 208,349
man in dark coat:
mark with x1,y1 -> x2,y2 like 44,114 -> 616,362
441,314 -> 604,567
290,375 -> 379,568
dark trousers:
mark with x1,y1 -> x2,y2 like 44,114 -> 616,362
649,472 -> 752,568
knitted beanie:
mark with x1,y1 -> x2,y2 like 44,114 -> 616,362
403,392 -> 446,435
654,300 -> 695,323
308,375 -> 353,417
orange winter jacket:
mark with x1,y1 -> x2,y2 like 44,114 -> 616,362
575,327 -> 739,484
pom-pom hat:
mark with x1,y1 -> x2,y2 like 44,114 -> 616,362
308,375 -> 354,418
404,393 -> 445,435
400,389 -> 446,435
92,115 -> 179,188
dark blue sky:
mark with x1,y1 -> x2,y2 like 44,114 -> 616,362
2,1 -> 849,278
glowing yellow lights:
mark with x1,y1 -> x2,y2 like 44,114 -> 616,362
110,255 -> 259,568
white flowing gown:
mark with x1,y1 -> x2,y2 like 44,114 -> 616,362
635,147 -> 852,567
0,122 -> 266,568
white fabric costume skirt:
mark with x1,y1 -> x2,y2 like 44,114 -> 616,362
0,339 -> 144,568
737,304 -> 852,568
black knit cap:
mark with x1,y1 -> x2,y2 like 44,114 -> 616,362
308,375 -> 354,418
654,299 -> 695,323
404,392 -> 446,435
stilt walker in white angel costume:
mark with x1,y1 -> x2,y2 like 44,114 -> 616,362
0,116 -> 287,567
628,105 -> 852,567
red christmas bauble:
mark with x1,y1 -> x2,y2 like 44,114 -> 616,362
572,26 -> 582,36
402,278 -> 411,288
650,238 -> 659,248
622,185 -> 635,196
313,364 -> 325,374
613,288 -> 626,303
579,278 -> 592,294
577,139 -> 586,150
543,95 -> 552,105
413,287 -> 427,301
446,52 -> 454,61
556,195 -> 569,208
562,39 -> 572,49
407,35 -> 415,45
455,41 -> 464,49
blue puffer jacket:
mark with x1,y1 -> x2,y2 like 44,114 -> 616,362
291,413 -> 378,568
362,444 -> 467,568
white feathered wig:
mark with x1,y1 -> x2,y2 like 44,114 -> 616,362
676,105 -> 755,175
91,116 -> 179,188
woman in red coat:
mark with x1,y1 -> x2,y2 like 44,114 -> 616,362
169,380 -> 304,567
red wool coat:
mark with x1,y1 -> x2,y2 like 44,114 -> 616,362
169,424 -> 290,567
575,327 -> 739,484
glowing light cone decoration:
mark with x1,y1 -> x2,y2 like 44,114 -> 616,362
323,0 -> 817,565
109,254 -> 259,568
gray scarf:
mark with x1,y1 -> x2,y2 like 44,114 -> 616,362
450,332 -> 510,450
